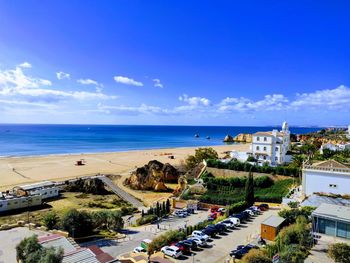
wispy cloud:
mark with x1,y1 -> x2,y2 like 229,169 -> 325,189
114,76 -> 143,87
290,85 -> 350,110
153,78 -> 163,88
0,64 -> 116,103
77,78 -> 102,87
56,71 -> 70,80
18,62 -> 32,68
218,94 -> 288,112
179,94 -> 211,106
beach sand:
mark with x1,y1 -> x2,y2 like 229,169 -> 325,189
0,144 -> 249,191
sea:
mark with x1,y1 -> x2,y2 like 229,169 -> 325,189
0,124 -> 321,157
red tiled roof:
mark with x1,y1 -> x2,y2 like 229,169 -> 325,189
38,234 -> 62,243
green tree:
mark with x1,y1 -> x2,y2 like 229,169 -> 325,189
245,170 -> 254,206
156,202 -> 160,217
61,209 -> 92,237
91,210 -> 124,231
16,235 -> 63,263
162,201 -> 166,215
166,199 -> 171,214
185,147 -> 218,170
42,211 -> 59,230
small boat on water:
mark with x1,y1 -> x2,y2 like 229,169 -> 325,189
206,136 -> 210,140
194,134 -> 200,138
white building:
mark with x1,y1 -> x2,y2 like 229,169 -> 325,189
19,181 -> 60,199
0,193 -> 42,213
320,143 -> 350,154
250,121 -> 291,165
302,160 -> 350,196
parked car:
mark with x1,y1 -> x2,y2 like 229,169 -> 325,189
161,246 -> 182,258
214,223 -> 227,233
218,207 -> 226,214
192,230 -> 209,241
206,224 -> 222,234
173,210 -> 186,217
182,239 -> 198,250
133,246 -> 146,253
189,237 -> 207,247
210,206 -> 220,213
171,241 -> 191,254
246,207 -> 260,215
219,220 -> 235,229
258,203 -> 269,211
227,216 -> 241,226
230,249 -> 247,259
202,227 -> 217,237
244,209 -> 255,216
231,214 -> 245,223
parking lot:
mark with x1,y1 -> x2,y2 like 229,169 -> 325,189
179,208 -> 279,263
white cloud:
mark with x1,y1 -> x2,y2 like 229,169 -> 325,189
218,94 -> 288,112
98,103 -> 165,115
18,62 -> 32,68
56,71 -> 70,80
153,78 -> 163,88
179,94 -> 211,106
290,85 -> 350,110
0,64 -> 116,103
77,78 -> 102,87
114,76 -> 143,87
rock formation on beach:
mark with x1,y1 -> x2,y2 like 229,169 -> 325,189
233,133 -> 252,143
124,160 -> 179,191
223,134 -> 234,142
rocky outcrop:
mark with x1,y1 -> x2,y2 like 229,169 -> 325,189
124,160 -> 179,191
223,134 -> 234,142
233,133 -> 252,143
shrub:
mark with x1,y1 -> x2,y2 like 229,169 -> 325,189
288,201 -> 299,208
254,176 -> 273,188
91,210 -> 124,231
228,201 -> 248,215
241,249 -> 271,263
186,148 -> 218,170
42,211 -> 59,230
120,206 -> 138,216
136,214 -> 157,226
328,243 -> 350,263
148,230 -> 186,253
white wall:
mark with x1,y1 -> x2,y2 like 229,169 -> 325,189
303,170 -> 350,196
28,187 -> 59,199
0,196 -> 42,212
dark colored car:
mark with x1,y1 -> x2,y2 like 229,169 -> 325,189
172,242 -> 191,254
202,227 -> 216,237
214,223 -> 227,233
182,239 -> 198,250
206,224 -> 223,234
230,249 -> 247,259
242,211 -> 252,219
258,203 -> 269,211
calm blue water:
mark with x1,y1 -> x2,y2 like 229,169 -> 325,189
0,124 -> 321,157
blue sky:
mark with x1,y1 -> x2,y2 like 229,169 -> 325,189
0,1 -> 349,126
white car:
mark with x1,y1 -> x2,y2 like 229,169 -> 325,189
191,230 -> 209,241
219,220 -> 235,228
133,246 -> 146,253
161,245 -> 182,258
189,237 -> 207,247
173,210 -> 186,217
227,217 -> 241,226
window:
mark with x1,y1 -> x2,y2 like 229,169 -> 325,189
275,157 -> 278,161
256,146 -> 260,151
329,184 -> 337,188
257,137 -> 260,141
263,156 -> 266,160
263,147 -> 266,151
275,147 -> 278,151
264,137 -> 267,141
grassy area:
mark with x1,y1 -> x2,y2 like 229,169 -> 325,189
0,192 -> 131,226
199,178 -> 294,205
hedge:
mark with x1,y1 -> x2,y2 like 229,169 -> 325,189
206,159 -> 300,177
148,230 -> 186,253
136,214 -> 157,226
227,201 -> 248,215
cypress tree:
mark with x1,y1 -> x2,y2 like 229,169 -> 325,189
156,202 -> 160,217
245,169 -> 255,206
162,201 -> 166,215
166,199 -> 171,214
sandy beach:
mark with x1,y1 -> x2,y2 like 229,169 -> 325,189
0,144 -> 249,191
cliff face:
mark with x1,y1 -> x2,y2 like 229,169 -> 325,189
233,133 -> 252,143
124,160 -> 179,191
